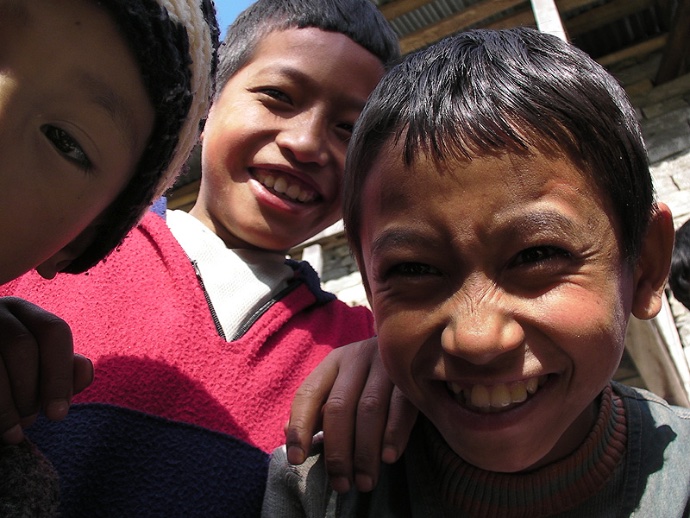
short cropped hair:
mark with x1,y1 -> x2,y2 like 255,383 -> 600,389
215,0 -> 401,97
343,27 -> 653,264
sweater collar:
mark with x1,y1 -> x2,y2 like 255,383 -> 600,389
423,384 -> 627,517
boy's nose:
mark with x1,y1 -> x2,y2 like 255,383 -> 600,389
276,112 -> 329,166
440,289 -> 524,365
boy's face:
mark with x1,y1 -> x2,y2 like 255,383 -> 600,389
0,0 -> 154,284
193,27 -> 385,252
359,141 -> 640,473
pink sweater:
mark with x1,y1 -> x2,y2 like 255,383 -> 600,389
2,211 -> 375,453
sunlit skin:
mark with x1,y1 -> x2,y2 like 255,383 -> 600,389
191,27 -> 385,253
358,138 -> 671,473
0,0 -> 154,284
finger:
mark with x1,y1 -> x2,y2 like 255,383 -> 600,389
73,354 -> 94,395
380,386 -> 418,464
321,340 -> 376,494
5,298 -> 74,421
351,348 -> 394,492
285,348 -> 343,465
0,360 -> 24,444
0,300 -> 40,419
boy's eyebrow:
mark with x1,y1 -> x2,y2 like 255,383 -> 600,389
517,211 -> 579,234
369,211 -> 583,256
369,229 -> 435,257
73,71 -> 140,148
264,65 -> 369,111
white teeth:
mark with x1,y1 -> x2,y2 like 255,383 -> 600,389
286,184 -> 302,200
471,385 -> 490,409
273,177 -> 288,194
255,171 -> 316,203
448,381 -> 462,394
490,384 -> 511,408
447,376 -> 546,412
510,382 -> 527,403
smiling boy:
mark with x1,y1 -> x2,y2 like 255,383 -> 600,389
194,26 -> 384,253
263,28 -> 690,517
1,1 -> 399,515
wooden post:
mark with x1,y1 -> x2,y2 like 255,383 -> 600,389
530,0 -> 568,41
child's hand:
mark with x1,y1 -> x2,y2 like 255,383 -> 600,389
284,337 -> 418,494
0,297 -> 93,444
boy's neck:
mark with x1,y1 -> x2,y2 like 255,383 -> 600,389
186,205 -> 289,255
421,384 -> 626,514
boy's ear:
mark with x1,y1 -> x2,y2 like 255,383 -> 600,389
35,223 -> 100,280
631,202 -> 675,320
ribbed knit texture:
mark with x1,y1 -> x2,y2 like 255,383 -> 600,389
427,385 -> 627,517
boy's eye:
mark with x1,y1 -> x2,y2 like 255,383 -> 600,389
334,122 -> 354,143
389,262 -> 441,277
41,125 -> 92,171
337,122 -> 354,134
511,246 -> 570,267
259,88 -> 292,104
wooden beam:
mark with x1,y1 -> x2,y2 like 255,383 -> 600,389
379,0 -> 434,20
485,6 -> 535,30
393,0 -> 650,54
530,0 -> 568,40
566,0 -> 654,37
555,0 -> 602,14
655,0 -> 690,84
399,0 -> 526,53
596,34 -> 667,68
167,179 -> 200,211
626,316 -> 690,407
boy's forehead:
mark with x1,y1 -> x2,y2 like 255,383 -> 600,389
250,26 -> 384,66
235,26 -> 385,106
360,137 -> 606,210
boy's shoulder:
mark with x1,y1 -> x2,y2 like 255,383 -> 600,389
612,381 -> 690,421
611,382 -> 690,515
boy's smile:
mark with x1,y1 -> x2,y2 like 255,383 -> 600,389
193,27 -> 385,252
360,140 -> 637,473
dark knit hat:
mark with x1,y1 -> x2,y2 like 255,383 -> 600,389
64,0 -> 220,273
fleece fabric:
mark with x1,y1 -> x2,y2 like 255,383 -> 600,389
1,211 -> 374,517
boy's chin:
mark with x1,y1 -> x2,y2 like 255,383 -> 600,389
438,424 -> 562,474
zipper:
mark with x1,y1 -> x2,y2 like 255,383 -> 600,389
192,260 -> 226,341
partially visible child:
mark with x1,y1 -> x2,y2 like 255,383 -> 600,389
670,218 -> 690,310
0,0 -> 218,513
1,0 -> 401,515
263,27 -> 690,517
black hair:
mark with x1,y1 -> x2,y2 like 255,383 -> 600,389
343,27 -> 653,264
670,219 -> 690,310
215,0 -> 400,97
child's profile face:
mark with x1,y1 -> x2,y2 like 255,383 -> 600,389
0,0 -> 154,284
359,139 -> 634,473
194,27 -> 385,252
